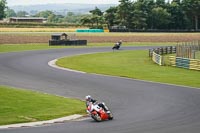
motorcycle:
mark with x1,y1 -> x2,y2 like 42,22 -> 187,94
112,41 -> 122,50
87,102 -> 113,122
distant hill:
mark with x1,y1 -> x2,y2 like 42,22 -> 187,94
9,3 -> 117,15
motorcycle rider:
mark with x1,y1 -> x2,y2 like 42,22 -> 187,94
112,40 -> 122,50
85,95 -> 110,113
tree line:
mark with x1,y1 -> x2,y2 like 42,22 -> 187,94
102,0 -> 200,30
0,0 -> 200,30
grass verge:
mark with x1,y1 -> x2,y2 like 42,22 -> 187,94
0,86 -> 85,125
0,42 -> 175,53
0,43 -> 67,53
56,50 -> 200,88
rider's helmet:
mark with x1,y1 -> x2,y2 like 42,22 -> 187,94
85,95 -> 91,101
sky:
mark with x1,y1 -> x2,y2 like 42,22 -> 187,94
7,0 -> 119,6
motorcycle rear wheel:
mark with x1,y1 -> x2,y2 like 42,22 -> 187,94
108,112 -> 114,120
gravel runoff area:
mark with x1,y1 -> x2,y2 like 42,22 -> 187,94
0,33 -> 200,44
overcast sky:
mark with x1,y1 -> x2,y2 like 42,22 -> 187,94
7,0 -> 119,6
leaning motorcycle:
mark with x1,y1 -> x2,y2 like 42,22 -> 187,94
87,102 -> 113,122
112,43 -> 121,50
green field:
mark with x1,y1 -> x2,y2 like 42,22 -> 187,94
0,86 -> 85,125
56,50 -> 200,88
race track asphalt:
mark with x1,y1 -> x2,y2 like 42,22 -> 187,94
0,46 -> 200,133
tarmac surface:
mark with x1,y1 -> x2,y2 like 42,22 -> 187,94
0,46 -> 200,133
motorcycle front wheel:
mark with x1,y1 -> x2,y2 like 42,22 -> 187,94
91,114 -> 102,122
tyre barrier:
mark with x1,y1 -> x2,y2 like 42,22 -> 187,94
76,29 -> 104,32
49,40 -> 87,46
149,46 -> 176,66
169,56 -> 200,71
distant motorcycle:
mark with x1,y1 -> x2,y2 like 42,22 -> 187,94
87,102 -> 113,122
112,41 -> 122,50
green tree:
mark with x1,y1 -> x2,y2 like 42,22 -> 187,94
89,7 -> 104,28
89,7 -> 103,16
47,14 -> 56,22
151,7 -> 171,29
131,0 -> 148,29
131,9 -> 147,29
182,0 -> 200,30
155,0 -> 166,8
0,0 -> 7,20
168,1 -> 186,29
48,14 -> 64,23
172,0 -> 181,4
117,0 -> 132,27
80,15 -> 93,26
34,10 -> 53,18
16,11 -> 28,17
5,8 -> 16,18
104,6 -> 118,28
67,12 -> 74,17
64,12 -> 79,23
35,10 -> 64,23
143,0 -> 156,29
